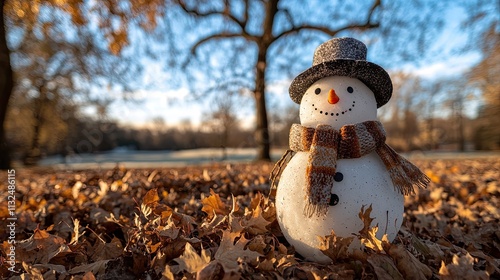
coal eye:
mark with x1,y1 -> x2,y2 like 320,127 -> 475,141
315,88 -> 321,95
347,86 -> 353,93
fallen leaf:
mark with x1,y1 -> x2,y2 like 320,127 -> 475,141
358,204 -> 375,237
249,192 -> 263,210
439,253 -> 489,280
91,237 -> 124,261
143,188 -> 160,206
214,230 -> 262,273
148,170 -> 159,182
357,205 -> 385,253
240,203 -> 271,235
246,235 -> 268,255
200,213 -> 227,234
386,243 -> 432,280
21,262 -> 45,279
203,169 -> 211,181
173,212 -> 197,235
89,207 -> 112,224
162,265 -> 175,280
68,260 -> 109,275
201,189 -> 229,219
158,216 -> 180,239
467,244 -> 500,275
53,211 -> 74,237
70,218 -> 82,245
82,271 -> 97,280
17,228 -> 72,264
256,259 -> 275,271
174,242 -> 211,274
318,230 -> 354,262
228,195 -> 244,234
72,181 -> 83,199
367,254 -> 404,280
425,170 -> 440,183
196,261 -> 224,280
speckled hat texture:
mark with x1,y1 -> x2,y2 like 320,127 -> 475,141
289,37 -> 392,108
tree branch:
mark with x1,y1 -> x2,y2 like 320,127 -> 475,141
181,32 -> 256,69
190,33 -> 250,55
177,0 -> 248,34
242,0 -> 249,27
177,0 -> 219,17
367,0 -> 381,24
279,7 -> 295,29
274,22 -> 380,42
272,0 -> 382,43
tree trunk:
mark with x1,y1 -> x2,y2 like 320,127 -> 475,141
24,84 -> 46,165
253,0 -> 278,161
0,0 -> 13,169
254,47 -> 270,161
456,100 -> 465,152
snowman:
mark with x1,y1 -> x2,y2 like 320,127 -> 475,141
271,37 -> 429,263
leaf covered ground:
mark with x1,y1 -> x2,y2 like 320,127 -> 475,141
0,158 -> 499,279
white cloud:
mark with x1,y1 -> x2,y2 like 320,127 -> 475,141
398,52 -> 481,79
266,80 -> 290,96
129,88 -> 189,101
107,88 -> 203,127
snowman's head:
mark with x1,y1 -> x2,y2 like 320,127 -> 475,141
299,76 -> 377,129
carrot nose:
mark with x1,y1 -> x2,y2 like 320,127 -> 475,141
328,89 -> 339,104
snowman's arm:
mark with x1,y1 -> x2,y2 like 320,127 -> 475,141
269,149 -> 296,191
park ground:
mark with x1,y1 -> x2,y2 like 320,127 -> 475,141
0,157 -> 499,279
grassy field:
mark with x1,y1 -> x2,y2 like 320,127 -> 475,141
0,158 -> 499,279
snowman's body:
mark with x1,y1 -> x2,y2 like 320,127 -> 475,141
277,152 -> 404,263
276,76 -> 404,263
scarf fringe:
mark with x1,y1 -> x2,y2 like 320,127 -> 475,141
379,145 -> 430,195
304,200 -> 328,218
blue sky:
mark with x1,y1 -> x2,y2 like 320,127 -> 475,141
100,1 -> 490,129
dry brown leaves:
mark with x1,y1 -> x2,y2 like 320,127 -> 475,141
0,159 -> 499,279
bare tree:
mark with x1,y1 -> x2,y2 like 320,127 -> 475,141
12,27 -> 142,164
447,79 -> 473,152
0,0 -> 167,168
269,104 -> 299,148
151,116 -> 167,133
469,24 -> 500,150
174,0 -> 384,160
421,81 -> 445,150
381,72 -> 423,151
203,93 -> 239,160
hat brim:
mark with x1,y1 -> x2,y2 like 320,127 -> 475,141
289,60 -> 392,108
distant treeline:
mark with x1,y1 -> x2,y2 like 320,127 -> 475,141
5,107 -> 494,165
6,118 -> 257,162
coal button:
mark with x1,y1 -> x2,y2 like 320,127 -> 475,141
329,194 -> 339,206
334,172 -> 343,182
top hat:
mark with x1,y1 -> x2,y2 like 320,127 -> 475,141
289,37 -> 392,108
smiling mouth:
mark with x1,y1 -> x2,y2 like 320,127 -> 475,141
312,101 -> 356,116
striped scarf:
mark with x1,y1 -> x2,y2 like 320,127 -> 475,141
270,120 -> 429,217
